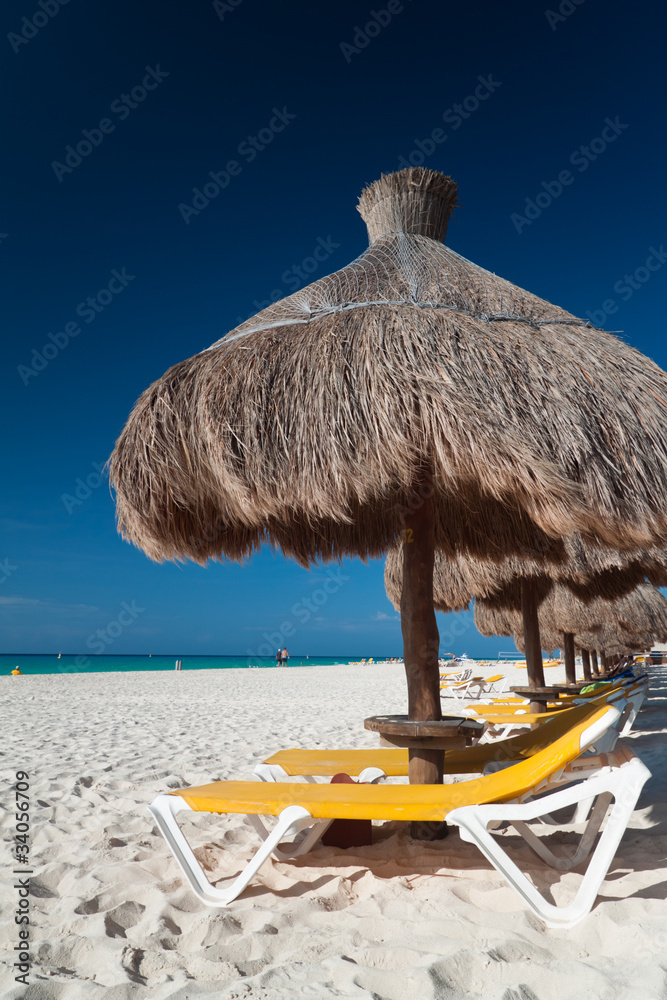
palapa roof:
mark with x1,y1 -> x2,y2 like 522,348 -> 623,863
110,168 -> 667,566
474,602 -> 519,639
484,611 -> 654,656
573,628 -> 655,655
384,539 -> 666,614
384,546 -> 552,613
513,628 -> 652,656
548,582 -> 667,640
475,582 -> 667,651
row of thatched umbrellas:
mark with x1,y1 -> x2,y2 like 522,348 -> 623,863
385,544 -> 667,709
109,166 -> 667,786
473,582 -> 667,676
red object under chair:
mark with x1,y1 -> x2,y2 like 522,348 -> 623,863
320,772 -> 373,848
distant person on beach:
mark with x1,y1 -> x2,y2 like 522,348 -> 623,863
275,648 -> 281,666
280,647 -> 289,666
12,666 -> 22,675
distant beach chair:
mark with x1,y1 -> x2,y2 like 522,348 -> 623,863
439,671 -> 482,698
473,678 -> 648,742
440,672 -> 507,700
461,673 -> 507,699
148,703 -> 650,927
439,667 -> 472,681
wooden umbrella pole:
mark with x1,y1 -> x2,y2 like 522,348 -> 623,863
520,578 -> 546,713
401,469 -> 442,787
591,649 -> 600,676
563,632 -> 576,685
581,648 -> 592,681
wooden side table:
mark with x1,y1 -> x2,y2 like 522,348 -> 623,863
364,715 -> 482,780
364,714 -> 484,840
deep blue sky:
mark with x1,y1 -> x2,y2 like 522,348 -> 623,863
3,0 -> 666,656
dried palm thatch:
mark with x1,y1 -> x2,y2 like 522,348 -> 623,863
111,167 -> 667,565
474,602 -> 519,639
109,166 -> 667,765
384,538 -> 662,615
513,629 -> 568,655
514,627 -> 652,657
479,584 -> 667,662
386,541 -> 663,689
547,582 -> 667,641
575,628 -> 654,656
475,582 -> 667,638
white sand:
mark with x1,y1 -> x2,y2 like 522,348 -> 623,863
2,661 -> 666,999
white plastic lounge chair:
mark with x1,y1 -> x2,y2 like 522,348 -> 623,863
439,667 -> 473,680
474,679 -> 648,743
253,697 -> 628,784
440,674 -> 487,699
462,673 -> 508,699
438,668 -> 473,691
148,704 -> 650,927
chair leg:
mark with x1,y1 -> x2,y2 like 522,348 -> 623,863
253,763 -> 287,782
246,812 -> 333,860
619,691 -> 646,736
512,791 -> 613,870
448,756 -> 650,928
148,795 -> 317,907
538,793 -> 596,826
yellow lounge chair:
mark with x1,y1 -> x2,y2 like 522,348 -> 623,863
148,704 -> 650,927
474,680 -> 647,741
253,700 -> 628,783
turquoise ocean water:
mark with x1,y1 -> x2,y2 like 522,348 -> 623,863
0,654 -> 377,676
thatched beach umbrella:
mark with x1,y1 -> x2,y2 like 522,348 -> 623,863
111,167 -> 667,786
476,582 -> 667,679
575,627 -> 654,660
490,616 -> 651,677
385,540 -> 662,696
518,581 -> 667,681
549,582 -> 667,673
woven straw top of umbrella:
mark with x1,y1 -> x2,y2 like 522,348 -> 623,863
110,167 -> 667,567
574,628 -> 655,655
550,582 -> 667,640
474,601 -> 519,639
384,539 -> 665,616
513,629 -> 568,655
506,615 -> 654,656
512,627 -> 652,656
474,582 -> 667,638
